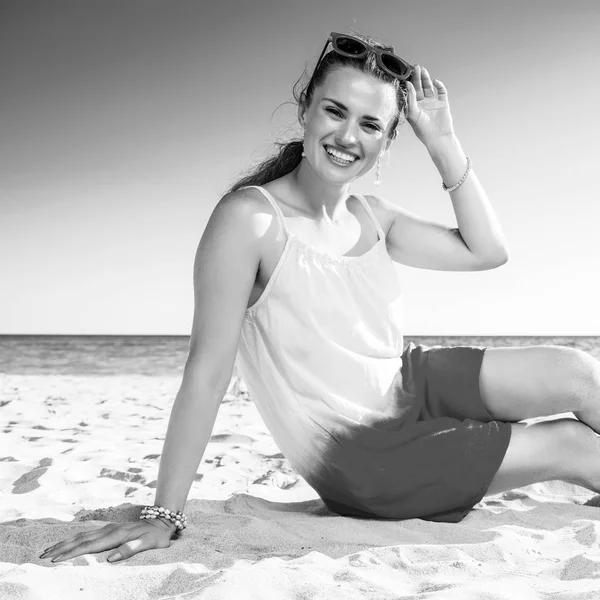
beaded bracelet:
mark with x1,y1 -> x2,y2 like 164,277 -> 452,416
442,157 -> 472,192
140,505 -> 188,531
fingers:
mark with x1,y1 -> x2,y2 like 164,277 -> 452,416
40,521 -> 171,564
411,64 -> 424,100
40,523 -> 131,563
40,529 -> 101,561
411,64 -> 434,100
433,78 -> 448,101
410,65 -> 446,101
405,80 -> 417,116
420,66 -> 435,98
107,533 -> 152,563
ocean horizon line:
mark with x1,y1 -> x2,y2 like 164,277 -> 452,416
2,335 -> 598,376
1,333 -> 599,338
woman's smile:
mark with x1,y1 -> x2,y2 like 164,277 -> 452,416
323,144 -> 360,167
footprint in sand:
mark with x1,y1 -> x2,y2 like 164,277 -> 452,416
12,458 -> 53,494
209,433 -> 254,444
204,455 -> 224,468
99,468 -> 146,485
252,470 -> 299,489
501,490 -> 529,501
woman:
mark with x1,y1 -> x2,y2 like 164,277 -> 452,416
40,31 -> 600,564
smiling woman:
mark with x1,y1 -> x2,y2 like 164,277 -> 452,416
39,28 -> 600,566
302,68 -> 397,180
228,31 -> 410,195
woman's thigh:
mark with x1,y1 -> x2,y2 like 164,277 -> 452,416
478,345 -> 597,422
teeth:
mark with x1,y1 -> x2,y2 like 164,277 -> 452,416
325,146 -> 357,162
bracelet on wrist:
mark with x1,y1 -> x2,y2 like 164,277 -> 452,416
442,157 -> 472,192
140,505 -> 188,531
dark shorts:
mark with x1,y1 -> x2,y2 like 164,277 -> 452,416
316,342 -> 512,523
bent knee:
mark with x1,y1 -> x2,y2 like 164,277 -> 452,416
486,418 -> 587,495
570,349 -> 600,409
546,347 -> 600,410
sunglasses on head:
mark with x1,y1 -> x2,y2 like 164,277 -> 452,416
307,32 -> 414,91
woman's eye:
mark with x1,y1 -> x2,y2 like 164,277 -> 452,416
324,107 -> 380,132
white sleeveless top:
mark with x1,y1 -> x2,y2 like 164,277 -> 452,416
236,185 -> 405,488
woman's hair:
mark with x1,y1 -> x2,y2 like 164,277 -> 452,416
227,30 -> 409,194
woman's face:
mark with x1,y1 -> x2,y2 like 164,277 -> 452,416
301,66 -> 398,186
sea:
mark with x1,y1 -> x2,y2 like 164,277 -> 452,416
1,335 -> 599,377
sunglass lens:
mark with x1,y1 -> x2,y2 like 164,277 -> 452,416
335,36 -> 367,56
380,53 -> 411,78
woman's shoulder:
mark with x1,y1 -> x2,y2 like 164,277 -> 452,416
211,187 -> 277,226
217,186 -> 270,213
212,187 -> 280,243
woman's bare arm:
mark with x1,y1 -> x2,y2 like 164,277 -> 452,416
40,190 -> 265,561
153,190 -> 265,527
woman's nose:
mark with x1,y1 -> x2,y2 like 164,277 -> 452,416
336,122 -> 358,146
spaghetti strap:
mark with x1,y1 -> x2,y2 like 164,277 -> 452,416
246,186 -> 384,242
354,194 -> 386,242
243,185 -> 290,235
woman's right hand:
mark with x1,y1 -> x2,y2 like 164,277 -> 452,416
39,518 -> 177,563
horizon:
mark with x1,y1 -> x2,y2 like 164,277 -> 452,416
2,333 -> 598,338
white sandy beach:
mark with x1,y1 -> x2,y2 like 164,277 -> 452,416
2,372 -> 600,599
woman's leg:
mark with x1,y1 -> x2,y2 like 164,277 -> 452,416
478,345 -> 600,494
486,418 -> 600,495
479,345 -> 600,430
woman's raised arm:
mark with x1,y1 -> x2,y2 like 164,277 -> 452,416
40,189 -> 264,563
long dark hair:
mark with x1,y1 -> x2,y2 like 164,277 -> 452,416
227,30 -> 409,194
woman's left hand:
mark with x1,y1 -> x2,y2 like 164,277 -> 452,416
405,65 -> 455,148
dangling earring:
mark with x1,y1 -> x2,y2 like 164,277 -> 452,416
374,156 -> 381,186
301,120 -> 307,157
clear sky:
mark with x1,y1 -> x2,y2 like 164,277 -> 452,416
1,0 -> 599,335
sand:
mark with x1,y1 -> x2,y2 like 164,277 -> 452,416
2,373 -> 600,599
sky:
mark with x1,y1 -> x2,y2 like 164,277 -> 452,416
1,0 -> 599,335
